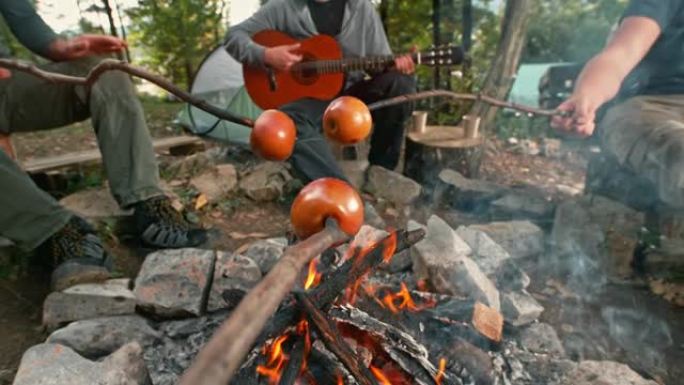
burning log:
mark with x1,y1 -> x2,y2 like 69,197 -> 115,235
256,229 -> 423,347
297,293 -> 380,385
330,306 -> 461,385
179,219 -> 347,385
277,335 -> 306,385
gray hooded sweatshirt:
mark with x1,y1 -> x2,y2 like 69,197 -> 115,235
223,0 -> 392,86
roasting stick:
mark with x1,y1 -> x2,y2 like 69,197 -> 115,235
367,89 -> 564,116
0,58 -> 568,123
0,58 -> 255,127
179,218 -> 347,385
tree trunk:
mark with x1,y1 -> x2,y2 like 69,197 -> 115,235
432,0 -> 441,90
468,0 -> 531,123
463,0 -> 531,173
113,0 -> 132,62
101,0 -> 124,61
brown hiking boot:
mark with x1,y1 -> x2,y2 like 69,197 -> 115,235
133,196 -> 208,248
38,216 -> 113,292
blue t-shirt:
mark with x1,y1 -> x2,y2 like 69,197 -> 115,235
621,0 -> 684,96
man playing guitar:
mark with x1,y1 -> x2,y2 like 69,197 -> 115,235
225,0 -> 416,224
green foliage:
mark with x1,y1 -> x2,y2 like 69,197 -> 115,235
127,0 -> 226,89
378,0 -> 501,125
523,0 -> 628,64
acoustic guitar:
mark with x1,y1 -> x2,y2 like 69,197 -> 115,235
243,30 -> 465,110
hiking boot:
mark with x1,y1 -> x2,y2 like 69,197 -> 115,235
38,216 -> 113,292
133,196 -> 208,248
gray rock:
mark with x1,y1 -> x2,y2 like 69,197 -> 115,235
502,291 -> 544,326
489,192 -> 556,222
207,252 -> 261,312
558,360 -> 658,385
456,225 -> 511,276
364,165 -> 422,205
437,169 -> 507,211
243,237 -> 288,274
134,249 -> 215,317
59,187 -> 131,219
189,164 -> 238,202
469,221 -> 545,259
46,315 -> 160,358
412,216 -> 500,309
494,259 -> 531,292
551,195 -> 645,277
163,151 -> 216,179
239,162 -> 292,201
13,342 -> 150,385
520,323 -> 565,356
339,160 -> 369,190
43,279 -> 136,331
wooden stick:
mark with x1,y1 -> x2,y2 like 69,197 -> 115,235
0,58 -> 255,128
296,292 -> 380,385
179,219 -> 347,385
367,89 -> 566,117
0,58 -> 567,120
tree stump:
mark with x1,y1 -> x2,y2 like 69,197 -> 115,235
403,125 -> 484,187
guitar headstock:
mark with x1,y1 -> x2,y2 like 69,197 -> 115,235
417,45 -> 466,66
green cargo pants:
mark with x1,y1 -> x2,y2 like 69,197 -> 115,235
599,94 -> 684,209
0,56 -> 164,250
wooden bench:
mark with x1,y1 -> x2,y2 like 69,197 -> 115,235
0,134 -> 204,173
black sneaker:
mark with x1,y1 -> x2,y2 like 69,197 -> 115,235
38,216 -> 113,292
133,196 -> 208,248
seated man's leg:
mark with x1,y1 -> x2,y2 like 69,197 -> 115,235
346,72 -> 416,170
30,57 -> 205,248
600,94 -> 684,208
0,150 -> 111,290
281,98 -> 350,183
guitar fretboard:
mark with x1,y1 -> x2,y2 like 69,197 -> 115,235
292,54 -> 413,74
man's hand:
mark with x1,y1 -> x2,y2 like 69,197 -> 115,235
394,46 -> 416,75
49,34 -> 126,61
551,93 -> 603,137
0,68 -> 11,79
264,44 -> 302,72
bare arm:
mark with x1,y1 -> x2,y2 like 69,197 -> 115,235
552,17 -> 662,136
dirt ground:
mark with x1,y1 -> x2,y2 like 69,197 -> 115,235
0,103 -> 667,383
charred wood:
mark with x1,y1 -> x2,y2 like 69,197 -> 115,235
297,293 -> 380,385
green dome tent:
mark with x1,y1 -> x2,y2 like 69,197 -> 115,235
175,46 -> 262,145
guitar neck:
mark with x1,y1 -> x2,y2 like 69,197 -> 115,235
293,53 -> 416,75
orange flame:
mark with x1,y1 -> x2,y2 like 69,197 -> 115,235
381,231 -> 398,263
304,259 -> 322,290
434,358 -> 447,385
370,366 -> 393,385
337,373 -> 344,385
256,334 -> 289,384
297,320 -> 312,373
382,282 -> 420,313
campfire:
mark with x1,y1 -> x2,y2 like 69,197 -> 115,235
220,227 -> 502,385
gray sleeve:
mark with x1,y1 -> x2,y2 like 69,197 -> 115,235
223,2 -> 280,67
0,0 -> 58,58
362,0 -> 392,56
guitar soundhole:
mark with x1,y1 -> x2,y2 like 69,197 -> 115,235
292,53 -> 319,86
